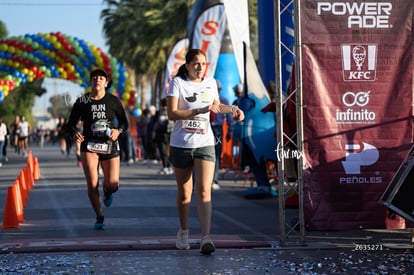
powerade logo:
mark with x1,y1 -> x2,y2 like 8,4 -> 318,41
340,142 -> 382,184
341,44 -> 377,81
336,91 -> 376,124
317,2 -> 393,29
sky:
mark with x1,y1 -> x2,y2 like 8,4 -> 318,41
0,0 -> 109,113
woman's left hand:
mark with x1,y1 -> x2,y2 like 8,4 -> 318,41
108,129 -> 121,141
232,106 -> 245,121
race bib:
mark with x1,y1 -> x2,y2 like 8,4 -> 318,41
182,119 -> 208,134
87,141 -> 112,154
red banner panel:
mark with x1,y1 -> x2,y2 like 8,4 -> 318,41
301,1 -> 414,230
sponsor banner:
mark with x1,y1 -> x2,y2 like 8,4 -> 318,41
301,1 -> 414,230
163,38 -> 188,95
187,1 -> 226,77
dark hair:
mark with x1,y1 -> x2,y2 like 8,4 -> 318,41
90,68 -> 112,89
176,49 -> 207,79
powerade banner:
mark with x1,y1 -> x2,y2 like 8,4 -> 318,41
301,1 -> 414,230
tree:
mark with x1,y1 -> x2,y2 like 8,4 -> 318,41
0,20 -> 8,40
101,0 -> 194,108
101,0 -> 257,108
47,93 -> 73,119
0,80 -> 46,125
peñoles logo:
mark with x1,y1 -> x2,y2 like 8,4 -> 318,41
340,142 -> 382,184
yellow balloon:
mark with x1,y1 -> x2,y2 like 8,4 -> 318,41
122,91 -> 130,102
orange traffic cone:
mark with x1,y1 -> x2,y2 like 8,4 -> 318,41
26,150 -> 34,174
2,186 -> 20,229
33,157 -> 40,180
13,181 -> 24,222
24,166 -> 34,190
17,177 -> 28,206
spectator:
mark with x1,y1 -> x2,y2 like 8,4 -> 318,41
0,117 -> 7,167
18,116 -> 30,157
211,80 -> 233,190
153,98 -> 174,175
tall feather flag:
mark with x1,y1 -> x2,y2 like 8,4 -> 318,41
186,0 -> 226,77
163,38 -> 189,95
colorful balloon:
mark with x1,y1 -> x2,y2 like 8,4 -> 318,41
0,32 -> 135,109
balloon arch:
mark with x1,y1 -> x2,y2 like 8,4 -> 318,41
0,32 -> 139,113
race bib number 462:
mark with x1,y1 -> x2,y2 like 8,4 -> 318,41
182,119 -> 208,134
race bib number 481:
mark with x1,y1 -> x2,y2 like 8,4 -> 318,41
87,141 -> 112,154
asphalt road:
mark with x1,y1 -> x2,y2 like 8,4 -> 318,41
0,143 -> 413,274
1,144 -> 282,251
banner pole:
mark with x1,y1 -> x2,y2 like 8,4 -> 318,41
294,0 -> 306,246
274,0 -> 286,247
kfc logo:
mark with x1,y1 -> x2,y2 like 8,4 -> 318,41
342,44 -> 377,81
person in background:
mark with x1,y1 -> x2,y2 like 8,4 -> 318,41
146,105 -> 158,164
18,116 -> 30,157
11,115 -> 20,154
136,108 -> 150,162
153,98 -> 174,175
2,119 -> 9,162
231,84 -> 244,169
211,80 -> 233,190
0,117 -> 7,167
124,106 -> 138,165
37,125 -> 46,149
167,49 -> 244,255
67,68 -> 129,230
56,117 -> 67,155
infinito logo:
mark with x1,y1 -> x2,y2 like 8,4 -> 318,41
341,44 -> 377,81
336,91 -> 376,124
316,2 -> 393,29
342,91 -> 370,107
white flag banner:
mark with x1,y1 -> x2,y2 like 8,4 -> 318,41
223,0 -> 249,83
163,38 -> 188,95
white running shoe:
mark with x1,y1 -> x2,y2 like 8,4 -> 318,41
176,229 -> 190,250
200,235 -> 216,255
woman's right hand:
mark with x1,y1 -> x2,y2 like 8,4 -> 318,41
74,132 -> 84,144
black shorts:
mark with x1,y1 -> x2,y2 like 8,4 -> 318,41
81,140 -> 120,160
169,146 -> 215,168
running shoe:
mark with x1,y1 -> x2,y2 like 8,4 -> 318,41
200,236 -> 215,255
103,192 -> 113,207
176,229 -> 190,250
94,216 -> 105,230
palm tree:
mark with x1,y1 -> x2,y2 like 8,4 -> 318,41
101,0 -> 194,108
101,0 -> 257,109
